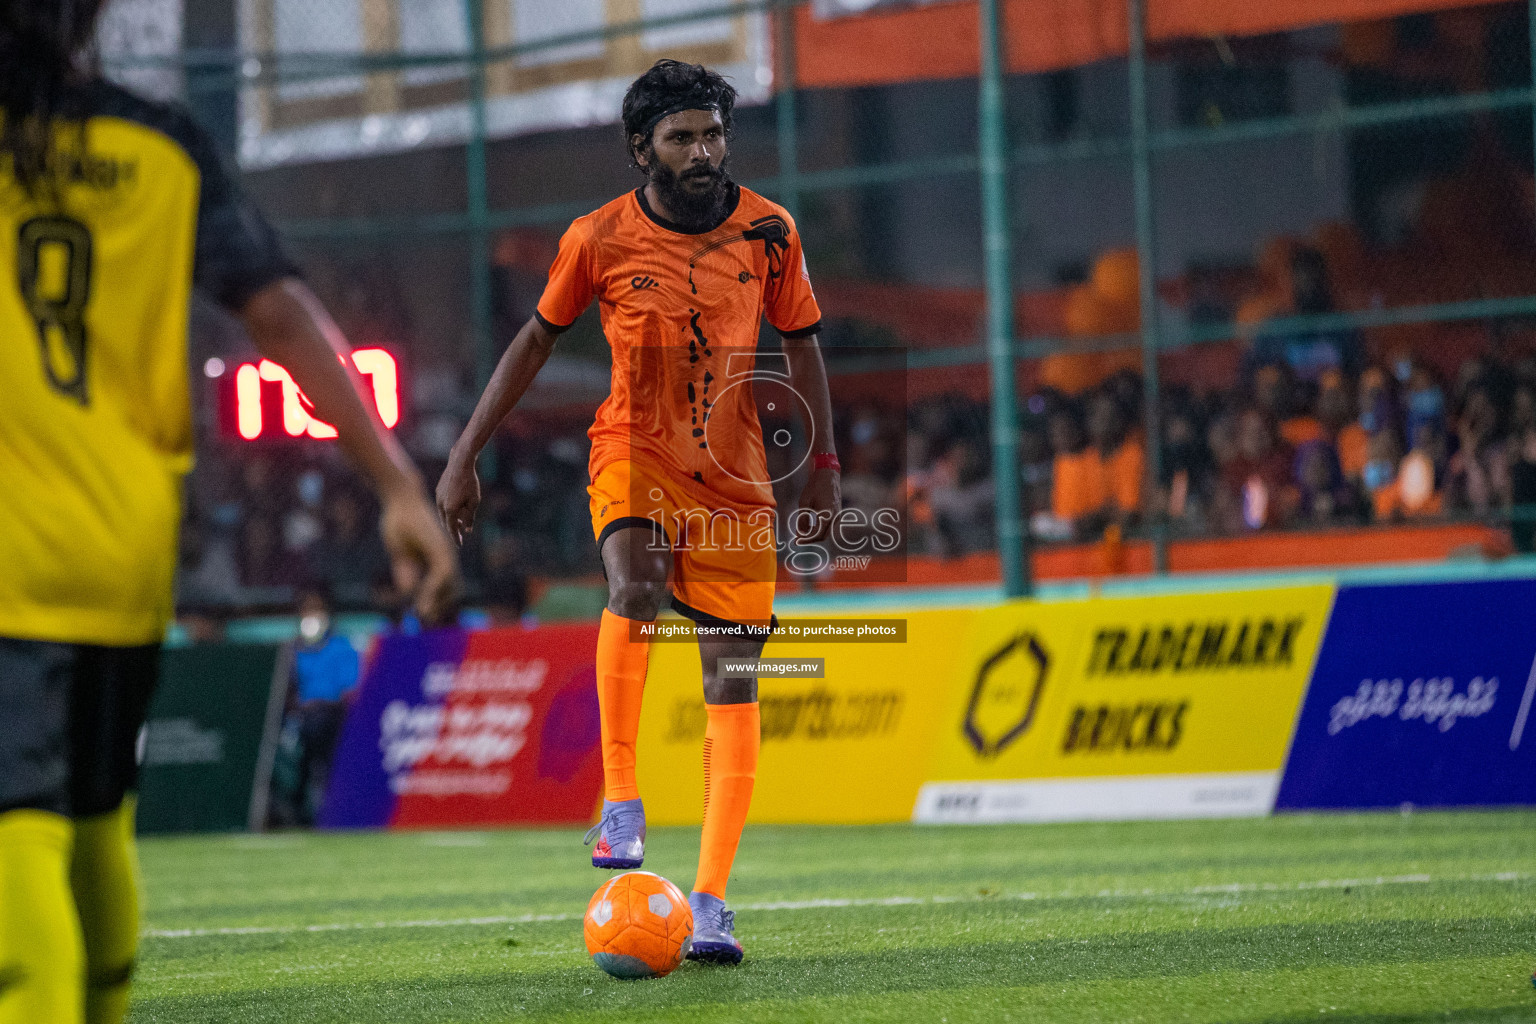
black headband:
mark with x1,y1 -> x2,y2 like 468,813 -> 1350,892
635,100 -> 722,145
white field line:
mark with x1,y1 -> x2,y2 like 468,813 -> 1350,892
141,870 -> 1529,941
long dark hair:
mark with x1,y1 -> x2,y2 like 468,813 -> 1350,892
0,0 -> 107,195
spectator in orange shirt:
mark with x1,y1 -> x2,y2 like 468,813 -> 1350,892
1254,363 -> 1324,448
1086,390 -> 1145,523
1373,422 -> 1445,521
1043,392 -> 1146,542
1362,427 -> 1403,518
1338,366 -> 1394,484
1314,369 -> 1363,478
1048,402 -> 1102,536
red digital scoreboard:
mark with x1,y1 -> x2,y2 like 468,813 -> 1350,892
216,348 -> 401,441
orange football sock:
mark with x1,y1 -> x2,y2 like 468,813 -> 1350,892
597,609 -> 650,802
694,701 -> 760,899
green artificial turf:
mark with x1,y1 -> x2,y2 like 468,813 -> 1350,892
130,812 -> 1536,1023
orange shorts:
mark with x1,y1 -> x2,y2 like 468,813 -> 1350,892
588,460 -> 777,633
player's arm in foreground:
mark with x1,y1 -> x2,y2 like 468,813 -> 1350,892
435,315 -> 561,541
784,331 -> 841,541
240,278 -> 461,621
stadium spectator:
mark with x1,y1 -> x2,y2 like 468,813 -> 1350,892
234,453 -> 287,529
1511,382 -> 1536,435
283,468 -> 327,555
926,438 -> 995,555
1217,409 -> 1295,531
1402,361 -> 1448,447
480,537 -> 534,628
1041,390 -> 1144,540
1316,372 -> 1362,479
1510,422 -> 1536,553
1293,440 -> 1361,527
176,514 -> 243,608
1019,420 -> 1055,525
1047,401 -> 1097,538
307,488 -> 389,608
1373,422 -> 1445,521
286,588 -> 361,826
1362,427 -> 1405,518
238,515 -> 304,591
1447,384 -> 1510,513
903,434 -> 940,552
1244,245 -> 1364,384
173,330 -> 1536,594
1340,366 -> 1395,484
1085,390 -> 1145,524
838,440 -> 897,550
1159,396 -> 1211,532
1254,364 -> 1325,448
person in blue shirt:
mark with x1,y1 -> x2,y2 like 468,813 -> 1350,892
290,587 -> 360,825
1246,246 -> 1363,384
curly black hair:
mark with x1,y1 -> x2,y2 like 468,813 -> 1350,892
0,0 -> 105,195
621,59 -> 736,169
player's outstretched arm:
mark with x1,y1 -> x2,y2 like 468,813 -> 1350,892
784,332 -> 841,542
239,278 -> 461,623
436,315 -> 560,542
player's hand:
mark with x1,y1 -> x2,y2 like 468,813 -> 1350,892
380,485 -> 461,625
435,451 -> 482,544
793,467 -> 842,543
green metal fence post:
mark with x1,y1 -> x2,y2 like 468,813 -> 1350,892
462,0 -> 497,485
1128,0 -> 1167,573
776,0 -> 801,222
979,0 -> 1029,597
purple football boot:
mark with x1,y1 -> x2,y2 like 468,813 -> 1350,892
685,891 -> 743,965
583,798 -> 645,869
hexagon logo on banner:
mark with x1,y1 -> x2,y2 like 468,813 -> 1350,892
964,633 -> 1050,757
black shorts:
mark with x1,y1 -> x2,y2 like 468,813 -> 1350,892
0,637 -> 159,818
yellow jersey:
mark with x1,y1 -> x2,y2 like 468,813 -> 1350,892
0,82 -> 295,645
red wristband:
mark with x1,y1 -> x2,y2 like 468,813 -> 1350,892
813,452 -> 841,472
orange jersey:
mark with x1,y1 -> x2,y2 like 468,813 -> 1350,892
536,184 -> 822,507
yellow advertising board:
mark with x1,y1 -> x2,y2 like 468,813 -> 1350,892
634,608 -> 970,825
913,585 -> 1335,823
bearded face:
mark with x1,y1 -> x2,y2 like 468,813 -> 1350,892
635,108 -> 731,230
647,156 -> 730,230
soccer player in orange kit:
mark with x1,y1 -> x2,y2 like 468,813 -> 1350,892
437,59 -> 840,965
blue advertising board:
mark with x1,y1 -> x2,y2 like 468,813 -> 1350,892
319,622 -> 602,830
1276,579 -> 1536,810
